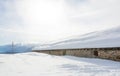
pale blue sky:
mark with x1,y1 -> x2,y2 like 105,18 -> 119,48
0,0 -> 120,45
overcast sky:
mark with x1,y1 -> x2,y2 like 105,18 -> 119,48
0,0 -> 120,45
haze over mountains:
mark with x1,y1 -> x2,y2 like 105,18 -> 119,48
34,26 -> 120,50
0,44 -> 34,53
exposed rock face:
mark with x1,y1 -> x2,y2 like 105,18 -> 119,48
33,47 -> 120,61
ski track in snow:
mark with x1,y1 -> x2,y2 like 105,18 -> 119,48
0,52 -> 120,76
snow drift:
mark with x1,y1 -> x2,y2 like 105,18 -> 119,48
34,26 -> 120,50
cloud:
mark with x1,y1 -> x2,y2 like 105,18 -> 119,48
0,0 -> 23,28
0,0 -> 120,44
65,0 -> 120,28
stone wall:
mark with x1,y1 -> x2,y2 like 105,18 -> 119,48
97,48 -> 120,61
33,47 -> 120,61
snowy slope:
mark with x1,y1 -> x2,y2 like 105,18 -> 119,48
34,26 -> 120,50
0,52 -> 120,76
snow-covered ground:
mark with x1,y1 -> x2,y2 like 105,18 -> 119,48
0,52 -> 120,76
33,26 -> 120,50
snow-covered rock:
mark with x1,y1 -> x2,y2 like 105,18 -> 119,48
33,26 -> 120,50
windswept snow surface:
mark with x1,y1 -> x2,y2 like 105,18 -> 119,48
0,52 -> 120,76
33,26 -> 120,50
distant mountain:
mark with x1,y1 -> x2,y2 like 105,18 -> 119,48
0,44 -> 35,54
33,26 -> 120,50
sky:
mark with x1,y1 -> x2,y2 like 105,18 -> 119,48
0,0 -> 120,45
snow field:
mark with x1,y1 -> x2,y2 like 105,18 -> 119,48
0,52 -> 120,76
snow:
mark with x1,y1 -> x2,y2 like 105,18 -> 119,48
0,52 -> 120,76
33,26 -> 120,50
